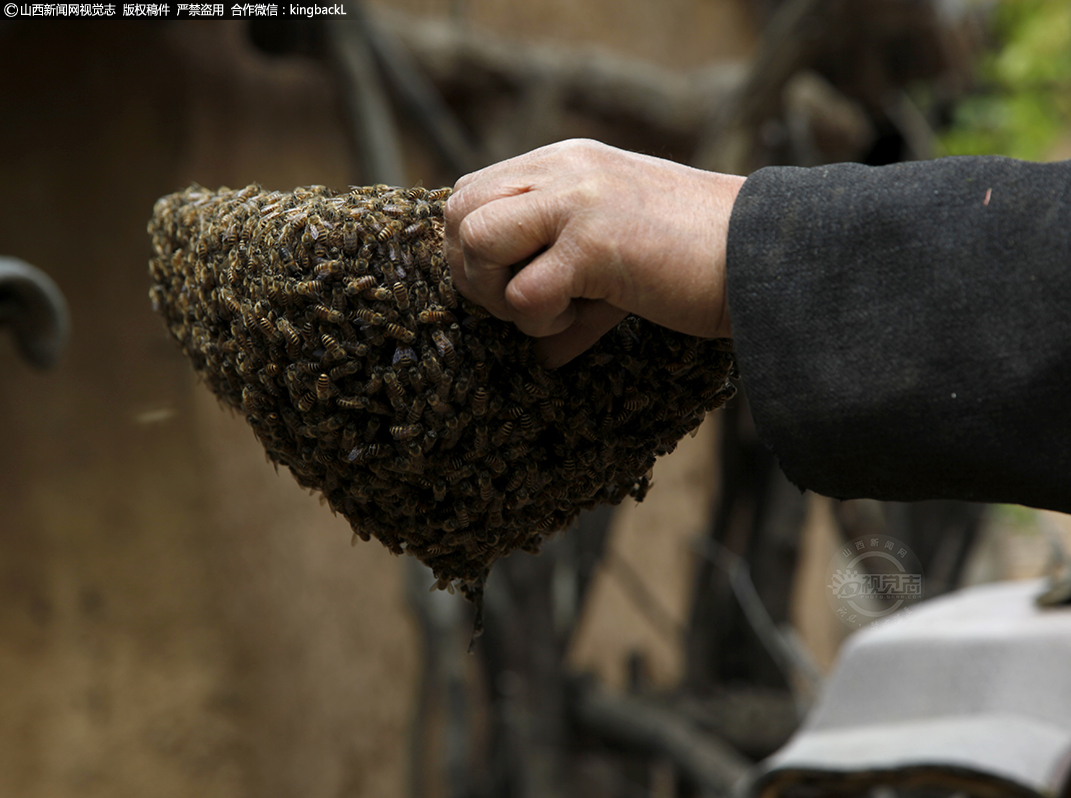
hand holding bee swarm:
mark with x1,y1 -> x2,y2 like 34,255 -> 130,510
148,183 -> 736,602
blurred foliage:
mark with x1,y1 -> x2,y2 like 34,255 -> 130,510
941,0 -> 1071,160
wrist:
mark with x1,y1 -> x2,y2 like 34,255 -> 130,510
706,171 -> 746,339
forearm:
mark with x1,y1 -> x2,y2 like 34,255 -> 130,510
727,156 -> 1071,512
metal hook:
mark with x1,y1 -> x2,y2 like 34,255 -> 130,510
0,256 -> 70,369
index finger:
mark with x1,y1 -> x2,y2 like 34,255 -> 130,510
443,178 -> 526,308
446,187 -> 559,320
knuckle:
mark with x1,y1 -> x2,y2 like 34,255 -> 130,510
443,192 -> 461,223
458,212 -> 494,255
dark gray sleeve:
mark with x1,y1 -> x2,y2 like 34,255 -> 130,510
725,156 -> 1071,513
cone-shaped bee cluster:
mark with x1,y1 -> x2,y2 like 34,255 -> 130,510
149,184 -> 736,597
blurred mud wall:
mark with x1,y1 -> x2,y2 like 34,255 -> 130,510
0,23 -> 413,798
364,0 -> 754,70
0,6 -> 758,798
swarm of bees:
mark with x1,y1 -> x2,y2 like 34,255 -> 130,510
149,183 -> 737,601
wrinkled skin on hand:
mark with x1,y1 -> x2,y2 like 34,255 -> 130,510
445,139 -> 744,366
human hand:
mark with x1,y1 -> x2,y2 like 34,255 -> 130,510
444,139 -> 745,367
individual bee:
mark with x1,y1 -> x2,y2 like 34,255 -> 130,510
276,317 -> 302,355
504,470 -> 525,493
385,323 -> 415,344
407,366 -> 425,394
443,462 -> 473,485
390,424 -> 421,441
467,335 -> 488,362
297,391 -> 317,412
344,275 -> 376,296
491,421 -> 514,447
320,414 -> 345,433
409,475 -> 432,492
391,282 -> 410,310
485,453 -> 506,476
417,308 -> 454,325
477,471 -> 493,503
525,466 -> 542,493
431,330 -> 458,368
285,205 -> 309,224
222,222 -> 239,248
518,382 -> 548,402
371,286 -> 392,302
304,214 -> 330,243
364,370 -> 383,395
471,387 -> 489,417
320,333 -> 346,361
315,259 -> 342,280
352,308 -> 385,326
362,417 -> 381,442
312,304 -> 343,324
421,353 -> 443,383
538,397 -> 564,422
393,345 -> 416,368
219,289 -> 242,318
295,280 -> 322,297
619,355 -> 643,376
394,219 -> 422,242
329,360 -> 360,381
256,316 -> 280,342
406,396 -> 426,424
437,282 -> 458,309
316,373 -> 332,401
440,417 -> 465,450
242,385 -> 268,412
383,371 -> 405,405
259,371 -> 280,396
452,376 -> 470,404
347,443 -> 384,463
235,351 -> 258,377
472,426 -> 489,454
426,392 -> 452,416
375,220 -> 399,243
434,369 -> 454,402
341,219 -> 361,252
